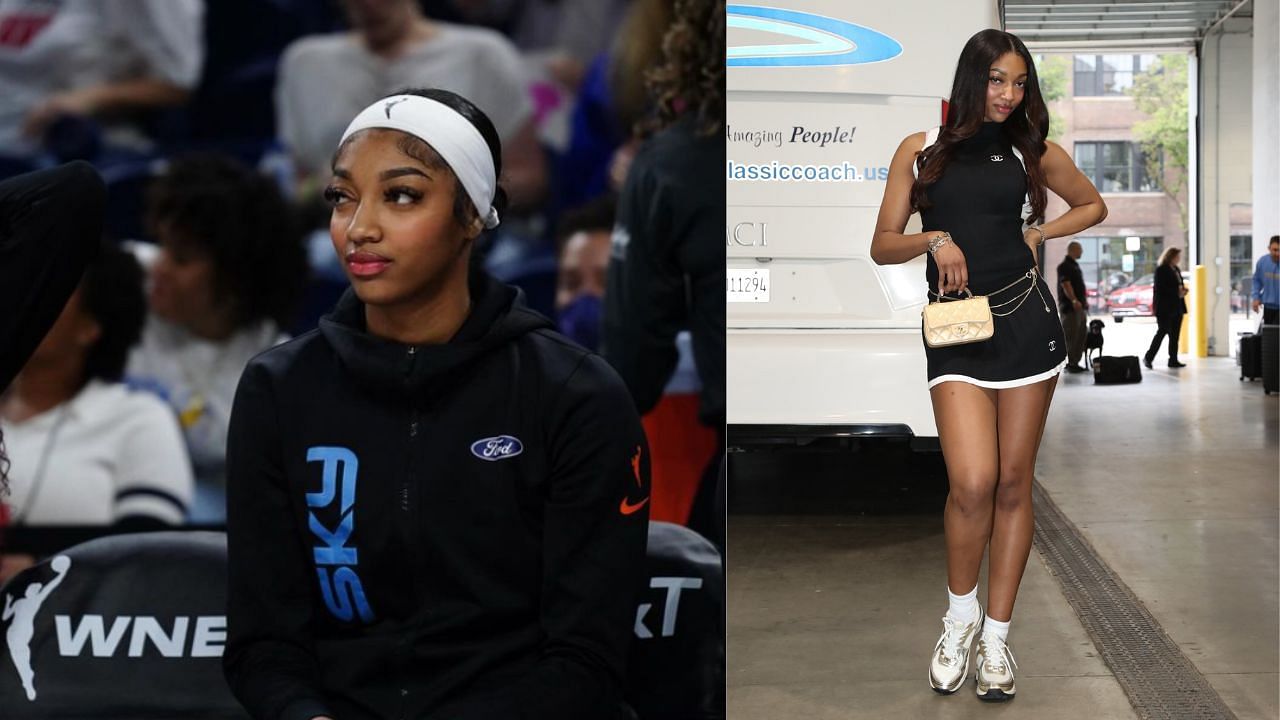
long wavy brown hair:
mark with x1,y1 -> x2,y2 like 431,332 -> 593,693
639,0 -> 725,139
610,0 -> 676,134
911,29 -> 1049,224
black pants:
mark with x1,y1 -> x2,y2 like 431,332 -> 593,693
1061,306 -> 1087,365
1264,306 -> 1279,326
1145,312 -> 1184,362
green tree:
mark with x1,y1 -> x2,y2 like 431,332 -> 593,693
1035,55 -> 1068,143
1128,54 -> 1189,228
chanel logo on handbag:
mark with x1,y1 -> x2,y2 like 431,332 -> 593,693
922,288 -> 994,347
990,154 -> 1003,162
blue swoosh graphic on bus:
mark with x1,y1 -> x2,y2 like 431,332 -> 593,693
727,5 -> 903,67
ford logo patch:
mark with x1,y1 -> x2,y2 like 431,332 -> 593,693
471,435 -> 524,461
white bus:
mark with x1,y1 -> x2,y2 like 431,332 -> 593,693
726,1 -> 1001,450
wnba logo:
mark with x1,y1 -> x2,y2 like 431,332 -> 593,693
3,555 -> 70,701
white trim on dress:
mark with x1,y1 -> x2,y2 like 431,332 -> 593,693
928,359 -> 1067,390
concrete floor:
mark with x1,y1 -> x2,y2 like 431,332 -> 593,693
728,352 -> 1278,719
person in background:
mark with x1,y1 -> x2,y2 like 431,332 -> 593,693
559,0 -> 676,211
125,154 -> 306,521
0,242 -> 193,534
554,194 -> 616,351
449,0 -> 630,91
0,161 -> 106,576
1056,241 -> 1087,373
275,0 -> 545,212
0,0 -> 203,166
602,0 -> 724,544
1144,246 -> 1189,369
1251,235 -> 1279,325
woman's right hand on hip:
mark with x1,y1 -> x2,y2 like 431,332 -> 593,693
934,241 -> 969,295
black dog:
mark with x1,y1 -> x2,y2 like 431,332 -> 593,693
1085,319 -> 1105,367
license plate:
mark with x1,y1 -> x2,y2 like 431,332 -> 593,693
727,269 -> 770,303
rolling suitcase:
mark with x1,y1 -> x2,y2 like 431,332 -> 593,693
1262,325 -> 1279,395
1239,332 -> 1262,380
1093,355 -> 1142,384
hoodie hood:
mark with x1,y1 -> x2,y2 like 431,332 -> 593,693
319,271 -> 553,400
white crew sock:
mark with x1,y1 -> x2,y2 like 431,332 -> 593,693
983,614 -> 1011,643
946,583 -> 980,623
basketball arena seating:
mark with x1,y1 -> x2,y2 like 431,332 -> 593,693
0,523 -> 724,719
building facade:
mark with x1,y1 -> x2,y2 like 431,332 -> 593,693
1036,53 -> 1257,318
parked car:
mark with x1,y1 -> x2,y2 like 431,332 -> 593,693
1108,274 -> 1154,321
1085,280 -> 1104,312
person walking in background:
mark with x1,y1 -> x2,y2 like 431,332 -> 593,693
1056,241 -> 1087,373
1252,235 -> 1279,325
1144,246 -> 1189,369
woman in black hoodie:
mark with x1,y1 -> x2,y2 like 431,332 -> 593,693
223,88 -> 650,720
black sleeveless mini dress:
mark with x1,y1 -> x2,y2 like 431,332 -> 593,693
919,122 -> 1067,388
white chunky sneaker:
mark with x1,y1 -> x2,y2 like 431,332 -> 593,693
974,632 -> 1017,701
928,606 -> 983,694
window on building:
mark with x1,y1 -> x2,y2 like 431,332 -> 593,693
1073,54 -> 1156,96
1074,236 -> 1165,310
1074,141 -> 1159,192
1230,234 -> 1255,316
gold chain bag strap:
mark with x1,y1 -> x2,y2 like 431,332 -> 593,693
922,288 -> 994,347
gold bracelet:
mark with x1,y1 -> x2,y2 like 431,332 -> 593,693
1027,226 -> 1046,245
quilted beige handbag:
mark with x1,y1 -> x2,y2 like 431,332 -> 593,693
922,289 -> 994,347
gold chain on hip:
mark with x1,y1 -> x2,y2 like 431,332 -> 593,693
930,268 -> 1051,317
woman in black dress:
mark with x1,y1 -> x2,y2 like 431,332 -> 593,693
1144,247 -> 1189,369
872,30 -> 1107,702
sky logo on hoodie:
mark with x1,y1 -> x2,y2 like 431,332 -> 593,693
305,446 -> 375,624
471,435 -> 524,461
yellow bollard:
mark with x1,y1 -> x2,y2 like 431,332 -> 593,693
1180,265 -> 1206,357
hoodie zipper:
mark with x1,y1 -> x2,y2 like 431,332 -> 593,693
404,409 -> 418,512
403,346 -> 417,514
398,346 -> 418,716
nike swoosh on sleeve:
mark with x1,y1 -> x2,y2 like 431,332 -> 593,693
619,497 -> 650,516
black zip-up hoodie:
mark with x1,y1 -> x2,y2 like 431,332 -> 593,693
223,272 -> 650,720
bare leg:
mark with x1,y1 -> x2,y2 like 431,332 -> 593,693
930,381 -> 999,597
986,377 -> 1058,622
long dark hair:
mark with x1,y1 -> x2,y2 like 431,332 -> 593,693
640,0 -> 725,138
81,241 -> 148,383
911,29 -> 1049,224
611,0 -> 676,134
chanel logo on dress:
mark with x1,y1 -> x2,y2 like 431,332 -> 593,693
990,154 -> 1004,162
1048,340 -> 1057,351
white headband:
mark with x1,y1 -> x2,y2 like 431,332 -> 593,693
339,95 -> 500,229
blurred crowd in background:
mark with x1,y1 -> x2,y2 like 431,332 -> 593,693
0,0 -> 724,574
